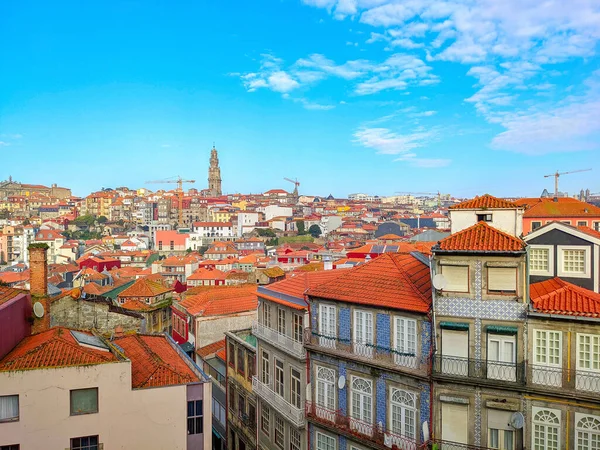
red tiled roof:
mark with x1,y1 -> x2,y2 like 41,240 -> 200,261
515,197 -> 600,218
450,194 -> 519,210
307,253 -> 431,313
265,269 -> 348,301
530,278 -> 600,317
196,339 -> 226,358
377,233 -> 403,240
0,286 -> 27,306
578,226 -> 600,239
437,222 -> 525,252
188,268 -> 227,281
118,277 -> 173,298
179,285 -> 258,316
0,327 -> 117,371
216,348 -> 227,362
114,334 -> 199,388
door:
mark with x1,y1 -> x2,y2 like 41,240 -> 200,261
319,304 -> 336,348
354,310 -> 374,358
316,366 -> 336,422
487,334 -> 516,381
532,330 -> 562,387
394,317 -> 417,368
350,376 -> 373,436
576,334 -> 600,393
441,403 -> 468,446
441,330 -> 469,376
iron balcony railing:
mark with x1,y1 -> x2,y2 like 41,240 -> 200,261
304,329 -> 423,373
425,439 -> 495,450
528,364 -> 600,397
252,376 -> 304,428
228,407 -> 257,435
432,355 -> 525,384
252,321 -> 306,360
305,401 -> 418,450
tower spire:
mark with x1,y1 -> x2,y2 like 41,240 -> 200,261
208,144 -> 222,197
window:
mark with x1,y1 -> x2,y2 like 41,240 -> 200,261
158,241 -> 163,250
261,405 -> 270,435
238,394 -> 245,417
532,408 -> 560,450
290,428 -> 301,450
532,221 -> 542,230
559,247 -> 588,277
247,354 -> 255,381
263,304 -> 272,328
212,398 -> 226,426
441,328 -> 469,376
487,334 -> 516,381
291,367 -> 301,409
261,351 -> 270,385
187,400 -> 203,435
170,240 -> 174,250
318,304 -> 336,348
1,445 -> 19,450
594,222 -> 600,232
353,310 -> 374,357
530,246 -> 553,275
293,313 -> 303,343
533,330 -> 562,387
316,431 -> 336,450
70,436 -> 99,450
440,265 -> 469,292
477,213 -> 492,222
229,342 -> 235,368
278,308 -> 286,334
237,347 -> 245,375
70,388 -> 98,415
248,403 -> 256,425
229,386 -> 236,412
487,267 -> 517,294
576,414 -> 600,450
488,409 -> 515,450
0,395 -> 19,422
390,389 -> 416,440
275,359 -> 284,396
275,416 -> 285,449
577,221 -> 588,227
350,376 -> 373,432
576,333 -> 600,392
393,317 -> 417,367
316,366 -> 335,412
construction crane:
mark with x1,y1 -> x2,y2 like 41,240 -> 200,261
146,176 -> 195,227
544,169 -> 592,199
395,191 -> 442,207
284,177 -> 300,197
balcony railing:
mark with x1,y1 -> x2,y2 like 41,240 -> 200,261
252,376 -> 304,428
304,329 -> 423,373
424,439 -> 495,450
432,355 -> 525,384
528,364 -> 600,397
229,407 -> 257,435
252,321 -> 306,360
305,401 -> 418,450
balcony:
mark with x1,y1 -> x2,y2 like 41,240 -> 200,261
304,329 -> 425,376
305,401 -> 418,450
528,364 -> 600,399
252,376 -> 304,428
228,407 -> 257,444
252,321 -> 306,360
424,440 -> 495,450
432,355 -> 525,386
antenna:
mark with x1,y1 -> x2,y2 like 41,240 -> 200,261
544,169 -> 591,198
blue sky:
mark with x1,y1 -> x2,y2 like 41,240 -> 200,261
0,0 -> 598,198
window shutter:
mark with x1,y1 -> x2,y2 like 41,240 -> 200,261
441,266 -> 469,292
488,267 -> 516,292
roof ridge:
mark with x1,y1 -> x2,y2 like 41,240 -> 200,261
389,254 -> 429,305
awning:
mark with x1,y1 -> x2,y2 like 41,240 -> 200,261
440,321 -> 469,331
486,325 -> 518,335
179,342 -> 194,353
212,427 -> 224,440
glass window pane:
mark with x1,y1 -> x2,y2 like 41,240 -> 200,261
70,389 -> 98,415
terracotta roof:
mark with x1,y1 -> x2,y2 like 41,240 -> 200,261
196,339 -> 226,358
0,270 -> 30,285
265,269 -> 348,301
436,222 -> 525,252
307,253 -> 431,313
449,194 -> 519,210
216,348 -> 227,361
377,233 -> 404,240
578,226 -> 600,239
515,197 -> 600,218
118,277 -> 173,298
262,267 -> 285,278
0,327 -> 117,371
114,334 -> 199,388
0,286 -> 27,306
530,278 -> 600,318
179,285 -> 258,316
188,268 -> 227,281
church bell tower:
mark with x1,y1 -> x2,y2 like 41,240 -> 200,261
208,145 -> 222,197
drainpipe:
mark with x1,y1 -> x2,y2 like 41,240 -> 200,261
428,253 -> 437,444
304,290 -> 311,450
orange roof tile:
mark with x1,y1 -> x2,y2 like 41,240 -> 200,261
515,197 -> 600,218
216,348 -> 227,362
307,253 -> 431,313
377,233 -> 404,240
114,334 -> 199,388
196,339 -> 226,358
118,277 -> 173,298
450,194 -> 520,210
530,278 -> 600,317
578,226 -> 600,239
179,285 -> 258,316
188,268 -> 227,281
0,327 -> 117,371
436,222 -> 525,252
0,286 -> 27,306
265,269 -> 348,301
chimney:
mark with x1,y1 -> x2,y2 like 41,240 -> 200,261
29,244 -> 48,297
323,255 -> 333,271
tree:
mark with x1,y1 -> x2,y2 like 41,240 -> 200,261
297,220 -> 306,235
256,228 -> 276,238
308,224 -> 322,238
97,216 -> 108,224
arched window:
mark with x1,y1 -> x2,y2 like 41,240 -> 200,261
350,376 -> 373,425
533,408 -> 560,450
576,414 -> 600,450
390,388 -> 417,440
316,366 -> 335,411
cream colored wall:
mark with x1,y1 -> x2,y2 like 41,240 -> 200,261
450,209 -> 523,236
0,361 -> 189,450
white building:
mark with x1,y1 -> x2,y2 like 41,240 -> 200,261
237,212 -> 260,237
449,194 -> 524,236
260,205 -> 293,221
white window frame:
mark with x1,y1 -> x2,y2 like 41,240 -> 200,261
532,330 -> 563,387
532,407 -> 561,450
487,267 -> 517,294
393,316 -> 417,368
316,431 -> 336,450
594,222 -> 600,232
350,376 -> 373,435
557,245 -> 590,278
389,388 -> 417,441
529,245 -> 554,276
576,333 -> 600,393
0,395 -> 19,422
319,304 -> 336,348
316,365 -> 336,411
290,367 -> 301,409
353,309 -> 374,358
440,265 -> 469,293
274,358 -> 284,397
575,413 -> 600,450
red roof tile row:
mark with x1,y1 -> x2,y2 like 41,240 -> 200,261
530,278 -> 600,318
450,194 -> 520,210
437,222 -> 525,252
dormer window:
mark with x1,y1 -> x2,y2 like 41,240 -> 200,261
477,213 -> 492,222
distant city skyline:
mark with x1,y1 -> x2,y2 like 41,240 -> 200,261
0,1 -> 598,197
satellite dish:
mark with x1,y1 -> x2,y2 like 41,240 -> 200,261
432,274 -> 447,290
510,412 -> 524,429
33,302 -> 45,318
338,375 -> 346,390
422,421 -> 430,442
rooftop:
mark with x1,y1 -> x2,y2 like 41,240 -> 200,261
179,284 -> 258,316
449,194 -> 520,210
118,277 -> 173,298
196,339 -> 226,359
530,278 -> 600,318
515,197 -> 600,218
436,221 -> 525,253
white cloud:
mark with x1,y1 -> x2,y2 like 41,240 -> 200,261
0,141 -> 10,147
293,98 -> 336,110
241,54 -> 301,93
267,71 -> 300,93
295,54 -> 373,79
